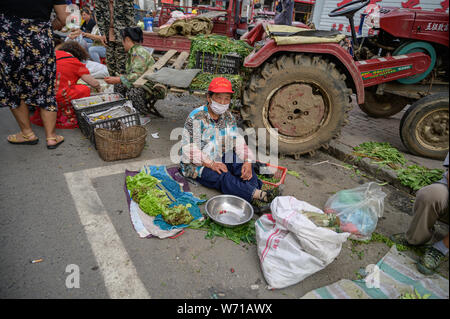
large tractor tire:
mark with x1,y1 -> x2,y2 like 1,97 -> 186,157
359,88 -> 412,118
399,92 -> 449,160
241,54 -> 352,157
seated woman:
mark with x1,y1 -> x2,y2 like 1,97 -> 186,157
179,77 -> 277,208
31,41 -> 101,129
84,24 -> 107,64
104,27 -> 166,115
65,7 -> 97,50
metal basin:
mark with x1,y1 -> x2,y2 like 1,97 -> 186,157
205,195 -> 254,228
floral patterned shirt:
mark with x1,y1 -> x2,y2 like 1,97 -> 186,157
180,105 -> 255,179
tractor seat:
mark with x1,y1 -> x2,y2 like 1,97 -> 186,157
266,25 -> 346,45
269,29 -> 342,38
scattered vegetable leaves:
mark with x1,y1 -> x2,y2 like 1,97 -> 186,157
287,170 -> 301,179
188,217 -> 256,245
400,289 -> 431,299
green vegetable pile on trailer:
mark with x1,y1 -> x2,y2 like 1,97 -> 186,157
187,34 -> 253,69
187,34 -> 253,99
190,73 -> 243,99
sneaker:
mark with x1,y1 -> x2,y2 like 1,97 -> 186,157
416,246 -> 446,275
389,233 -> 413,247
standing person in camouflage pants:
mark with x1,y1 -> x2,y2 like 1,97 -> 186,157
94,0 -> 135,75
104,27 -> 166,115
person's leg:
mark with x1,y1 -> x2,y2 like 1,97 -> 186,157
222,151 -> 262,190
8,100 -> 39,143
98,46 -> 106,58
127,87 -> 150,115
89,46 -> 101,63
113,83 -> 128,96
405,183 -> 449,245
196,167 -> 259,203
106,42 -> 117,76
40,107 -> 64,148
115,42 -> 127,75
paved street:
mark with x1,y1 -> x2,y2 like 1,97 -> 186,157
0,96 -> 448,299
338,101 -> 443,170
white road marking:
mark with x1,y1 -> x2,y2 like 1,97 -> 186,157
64,157 -> 172,299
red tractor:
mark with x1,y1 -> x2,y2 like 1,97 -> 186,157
239,0 -> 448,159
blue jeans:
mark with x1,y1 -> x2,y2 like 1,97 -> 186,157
89,46 -> 106,63
195,152 -> 262,203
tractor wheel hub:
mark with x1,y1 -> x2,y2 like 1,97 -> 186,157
268,83 -> 327,138
416,109 -> 449,151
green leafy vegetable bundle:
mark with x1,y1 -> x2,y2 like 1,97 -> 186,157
187,34 -> 253,69
353,142 -> 406,169
397,165 -> 444,191
163,204 -> 193,226
126,171 -> 194,225
189,217 -> 256,245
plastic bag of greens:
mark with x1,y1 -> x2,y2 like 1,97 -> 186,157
324,182 -> 386,241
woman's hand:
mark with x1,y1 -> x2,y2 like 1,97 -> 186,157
100,35 -> 107,46
207,161 -> 228,175
104,76 -> 121,84
241,162 -> 253,181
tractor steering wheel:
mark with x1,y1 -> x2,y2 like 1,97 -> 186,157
328,0 -> 371,17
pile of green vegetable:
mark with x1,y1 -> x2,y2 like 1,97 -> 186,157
353,142 -> 406,169
187,34 -> 253,69
189,73 -> 243,99
397,165 -> 444,191
257,174 -> 279,184
188,217 -> 256,245
352,142 -> 444,191
126,171 -> 194,225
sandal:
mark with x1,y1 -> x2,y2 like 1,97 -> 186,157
7,132 -> 39,145
46,135 -> 64,149
260,188 -> 281,203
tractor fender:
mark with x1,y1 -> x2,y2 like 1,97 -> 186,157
243,39 -> 365,104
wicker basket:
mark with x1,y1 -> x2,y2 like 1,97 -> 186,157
94,125 -> 147,162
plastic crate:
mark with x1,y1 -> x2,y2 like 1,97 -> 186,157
77,100 -> 127,138
79,102 -> 141,147
72,93 -> 125,126
195,51 -> 242,75
257,162 -> 288,190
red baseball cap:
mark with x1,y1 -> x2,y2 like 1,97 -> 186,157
208,77 -> 234,94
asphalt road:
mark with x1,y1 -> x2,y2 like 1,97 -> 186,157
0,96 -> 448,299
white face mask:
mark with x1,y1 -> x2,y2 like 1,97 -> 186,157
210,100 -> 229,115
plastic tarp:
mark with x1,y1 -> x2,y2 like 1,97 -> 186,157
301,245 -> 449,299
144,67 -> 202,88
